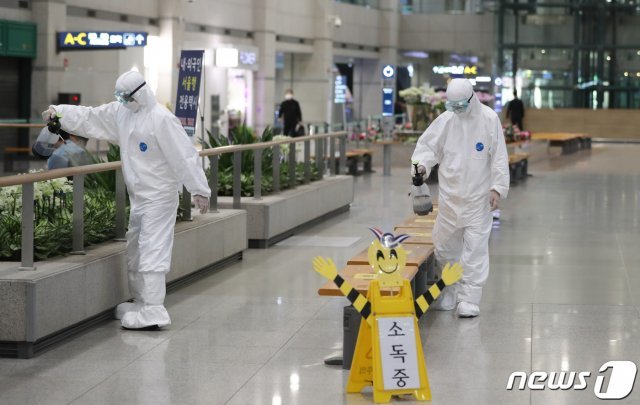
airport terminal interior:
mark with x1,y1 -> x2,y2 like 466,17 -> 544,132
1,0 -> 640,404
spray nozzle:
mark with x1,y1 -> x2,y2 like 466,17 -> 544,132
47,114 -> 62,134
412,162 -> 424,187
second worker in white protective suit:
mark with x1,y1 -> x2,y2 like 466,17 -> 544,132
411,78 -> 509,318
42,71 -> 211,330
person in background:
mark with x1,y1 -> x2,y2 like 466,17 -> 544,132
42,70 -> 211,330
506,90 -> 525,130
32,127 -> 91,169
411,78 -> 510,318
278,89 -> 303,137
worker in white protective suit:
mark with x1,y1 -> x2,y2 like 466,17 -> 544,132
411,78 -> 509,318
42,71 -> 211,329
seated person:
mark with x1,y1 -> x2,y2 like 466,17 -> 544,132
32,127 -> 91,169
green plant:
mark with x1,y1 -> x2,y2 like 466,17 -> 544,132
204,125 -> 321,197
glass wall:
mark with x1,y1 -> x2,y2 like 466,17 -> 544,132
400,0 -> 485,14
497,0 -> 640,108
335,0 -> 380,8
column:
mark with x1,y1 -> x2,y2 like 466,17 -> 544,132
157,0 -> 185,108
253,0 -> 278,136
31,0 -> 67,117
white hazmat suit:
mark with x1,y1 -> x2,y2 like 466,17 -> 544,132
43,71 -> 211,329
411,79 -> 509,317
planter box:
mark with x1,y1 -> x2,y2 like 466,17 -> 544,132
218,175 -> 354,248
0,210 -> 247,358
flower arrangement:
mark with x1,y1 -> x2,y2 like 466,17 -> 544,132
476,91 -> 495,106
398,87 -> 424,104
503,124 -> 532,143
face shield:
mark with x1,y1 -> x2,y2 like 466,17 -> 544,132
114,81 -> 146,105
32,127 -> 63,159
445,92 -> 474,114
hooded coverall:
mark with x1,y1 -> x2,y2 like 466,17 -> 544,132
411,79 -> 510,315
50,71 -> 211,329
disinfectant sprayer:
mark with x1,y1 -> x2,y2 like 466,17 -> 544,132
411,161 -> 433,216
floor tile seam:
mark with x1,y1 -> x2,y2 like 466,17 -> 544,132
615,233 -> 640,318
222,298 -> 333,405
65,316 -> 199,405
530,303 -> 534,405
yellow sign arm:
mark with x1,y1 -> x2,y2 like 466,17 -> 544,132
313,256 -> 373,326
414,262 -> 463,319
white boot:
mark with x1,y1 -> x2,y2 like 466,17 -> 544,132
456,301 -> 480,318
114,272 -> 144,320
121,272 -> 171,330
115,302 -> 140,320
431,285 -> 457,311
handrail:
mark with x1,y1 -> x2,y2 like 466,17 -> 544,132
199,132 -> 346,157
0,161 -> 122,187
1,130 -> 349,270
0,132 -> 347,187
0,123 -> 44,128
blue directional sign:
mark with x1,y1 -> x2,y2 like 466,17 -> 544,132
382,64 -> 395,79
382,87 -> 394,116
57,31 -> 148,50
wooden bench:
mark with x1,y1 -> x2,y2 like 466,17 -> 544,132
317,210 -> 439,369
532,132 -> 591,155
344,149 -> 374,175
4,147 -> 36,172
398,215 -> 437,229
508,153 -> 529,183
312,149 -> 374,175
318,264 -> 420,297
392,226 -> 433,245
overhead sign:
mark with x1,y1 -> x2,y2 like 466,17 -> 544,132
382,64 -> 396,79
382,87 -> 394,116
432,65 -> 478,75
214,45 -> 259,70
334,75 -> 347,104
57,31 -> 147,50
175,50 -> 204,137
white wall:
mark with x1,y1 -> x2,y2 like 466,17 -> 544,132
399,13 -> 494,56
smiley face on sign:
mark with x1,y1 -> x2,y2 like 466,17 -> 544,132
367,228 -> 410,288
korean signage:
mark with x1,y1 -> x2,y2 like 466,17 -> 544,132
334,75 -> 347,104
214,46 -> 259,71
175,50 -> 204,137
378,317 -> 420,390
432,65 -> 478,75
57,32 -> 147,50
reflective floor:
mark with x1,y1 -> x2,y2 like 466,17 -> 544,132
2,144 -> 640,405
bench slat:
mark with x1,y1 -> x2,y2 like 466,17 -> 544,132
318,264 -> 419,297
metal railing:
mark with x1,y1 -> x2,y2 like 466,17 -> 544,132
0,131 -> 348,270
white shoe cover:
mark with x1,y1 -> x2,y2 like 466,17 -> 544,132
431,285 -> 457,311
456,301 -> 480,318
121,304 -> 171,329
115,302 -> 140,320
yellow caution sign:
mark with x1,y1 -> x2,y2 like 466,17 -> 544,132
347,279 -> 431,402
312,228 -> 463,403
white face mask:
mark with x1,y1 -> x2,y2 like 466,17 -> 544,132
285,93 -> 293,100
123,100 -> 140,112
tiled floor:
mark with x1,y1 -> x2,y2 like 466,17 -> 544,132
1,143 -> 640,405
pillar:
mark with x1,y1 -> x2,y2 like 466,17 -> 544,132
31,0 -> 66,117
157,0 -> 185,108
253,0 -> 278,136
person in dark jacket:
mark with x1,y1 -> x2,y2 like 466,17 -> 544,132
506,90 -> 525,130
278,89 -> 303,137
